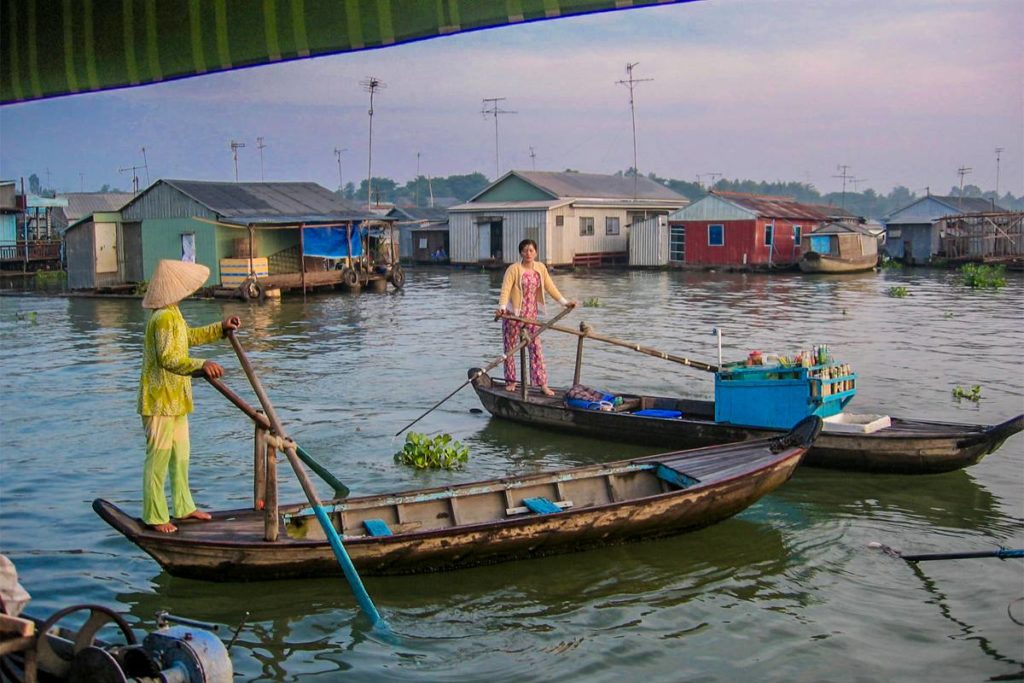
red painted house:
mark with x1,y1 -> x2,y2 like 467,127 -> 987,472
667,191 -> 829,269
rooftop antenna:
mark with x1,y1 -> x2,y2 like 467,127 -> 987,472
119,164 -> 144,194
481,97 -> 516,179
333,147 -> 348,193
529,146 -> 537,170
956,166 -> 972,210
832,164 -> 853,209
140,146 -> 150,186
361,76 -> 386,209
416,152 -> 421,207
616,62 -> 653,201
994,147 -> 1004,198
851,177 -> 868,192
79,172 -> 84,192
230,140 -> 246,182
706,172 -> 722,190
256,137 -> 267,182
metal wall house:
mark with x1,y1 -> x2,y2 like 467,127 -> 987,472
628,215 -> 669,266
449,171 -> 686,267
64,211 -> 141,290
882,195 -> 1004,264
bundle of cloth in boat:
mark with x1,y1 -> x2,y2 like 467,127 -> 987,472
565,384 -> 620,411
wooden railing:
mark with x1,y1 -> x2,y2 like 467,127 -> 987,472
0,240 -> 62,262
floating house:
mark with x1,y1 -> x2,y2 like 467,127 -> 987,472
64,209 -> 138,290
448,171 -> 687,267
0,181 -> 18,263
798,222 -> 879,273
653,191 -> 828,269
116,179 -> 382,293
388,206 -> 449,263
882,195 -> 1004,264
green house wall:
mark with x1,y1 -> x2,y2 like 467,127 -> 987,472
141,218 -> 220,284
475,175 -> 554,202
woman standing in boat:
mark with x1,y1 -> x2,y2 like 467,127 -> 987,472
495,239 -> 575,396
138,259 -> 241,533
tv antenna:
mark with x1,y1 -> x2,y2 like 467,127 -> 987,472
256,137 -> 267,181
616,62 -> 653,201
482,97 -> 516,179
334,147 -> 348,193
956,166 -> 972,210
994,147 -> 1004,198
529,146 -> 537,170
140,146 -> 150,186
230,140 -> 246,181
832,164 -> 854,209
851,177 -> 868,192
361,76 -> 386,209
119,164 -> 144,194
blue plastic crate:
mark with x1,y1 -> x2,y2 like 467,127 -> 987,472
714,364 -> 856,429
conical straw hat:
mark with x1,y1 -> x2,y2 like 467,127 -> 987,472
142,259 -> 211,309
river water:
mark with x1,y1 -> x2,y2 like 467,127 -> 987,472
1,267 -> 1022,682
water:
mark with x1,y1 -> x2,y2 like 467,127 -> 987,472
1,267 -> 1022,681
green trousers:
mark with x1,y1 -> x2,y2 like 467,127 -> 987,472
142,415 -> 198,525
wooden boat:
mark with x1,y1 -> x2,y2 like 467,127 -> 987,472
798,222 -> 879,273
470,372 -> 1024,475
92,417 -> 820,580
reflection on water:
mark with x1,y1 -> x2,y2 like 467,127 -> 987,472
1,268 -> 1022,682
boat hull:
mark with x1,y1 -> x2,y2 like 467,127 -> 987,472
798,252 -> 877,273
93,432 -> 811,580
471,374 -> 1023,474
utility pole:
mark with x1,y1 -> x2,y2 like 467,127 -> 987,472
230,140 -> 246,181
481,97 -> 516,180
956,166 -> 972,210
361,76 -> 386,210
832,164 -> 854,209
416,152 -> 421,207
529,146 -> 537,170
79,172 -> 84,192
140,147 -> 150,186
256,137 -> 267,181
616,62 -> 653,202
994,147 -> 1004,198
119,164 -> 144,194
334,147 -> 347,193
706,173 -> 722,191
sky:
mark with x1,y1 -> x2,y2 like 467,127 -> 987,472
1,0 -> 1022,199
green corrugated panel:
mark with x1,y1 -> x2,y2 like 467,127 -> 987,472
1,0 -> 696,104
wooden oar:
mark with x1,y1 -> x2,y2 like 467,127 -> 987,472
500,314 -> 719,373
868,542 -> 1024,562
393,304 -> 576,437
199,374 -> 350,498
224,331 -> 386,631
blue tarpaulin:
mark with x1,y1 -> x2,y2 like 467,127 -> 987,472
809,235 -> 833,254
302,226 -> 362,258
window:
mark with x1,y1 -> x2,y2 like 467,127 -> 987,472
670,225 -> 686,262
555,215 -> 564,227
605,216 -> 620,236
793,225 -> 802,245
579,217 -> 594,236
708,224 -> 724,246
888,228 -> 902,238
181,233 -> 196,262
764,224 -> 774,246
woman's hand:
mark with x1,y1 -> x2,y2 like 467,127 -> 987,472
222,316 -> 242,333
565,300 -> 578,309
202,360 -> 225,379
494,308 -> 506,319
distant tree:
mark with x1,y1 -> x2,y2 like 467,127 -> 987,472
98,183 -> 125,193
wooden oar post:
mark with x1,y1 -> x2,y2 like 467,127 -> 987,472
225,332 -> 385,630
519,329 -> 529,400
573,322 -> 591,386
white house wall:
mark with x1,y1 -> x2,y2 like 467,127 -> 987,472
450,210 -> 548,264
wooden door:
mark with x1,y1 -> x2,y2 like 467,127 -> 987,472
94,222 -> 118,273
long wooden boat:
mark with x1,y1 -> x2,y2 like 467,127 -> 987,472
92,418 -> 819,580
470,371 -> 1024,475
798,250 -> 877,273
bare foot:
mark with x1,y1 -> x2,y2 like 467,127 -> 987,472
505,383 -> 518,393
179,509 -> 212,522
540,386 -> 555,397
148,522 -> 177,533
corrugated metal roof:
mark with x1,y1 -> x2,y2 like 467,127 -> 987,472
448,199 -> 569,212
61,192 -> 134,221
508,171 -> 686,202
931,195 -> 1004,213
807,204 -> 859,220
711,191 -> 829,220
160,179 -> 376,222
387,206 -> 449,222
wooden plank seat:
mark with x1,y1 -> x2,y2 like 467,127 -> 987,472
506,499 -> 574,516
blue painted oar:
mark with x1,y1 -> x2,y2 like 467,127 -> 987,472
869,542 -> 1024,563
225,331 -> 386,631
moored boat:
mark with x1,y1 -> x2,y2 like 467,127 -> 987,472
93,417 -> 820,580
798,222 -> 879,273
470,372 -> 1023,475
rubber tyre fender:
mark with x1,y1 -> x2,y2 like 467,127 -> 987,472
389,264 -> 406,289
341,268 -> 358,286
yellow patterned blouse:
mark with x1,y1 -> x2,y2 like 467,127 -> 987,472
137,305 -> 224,416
